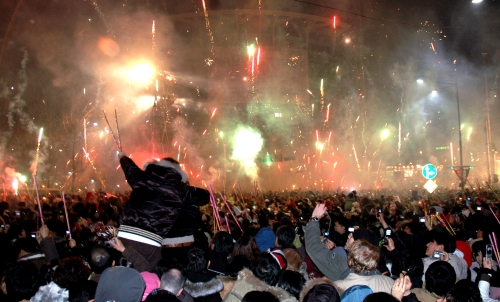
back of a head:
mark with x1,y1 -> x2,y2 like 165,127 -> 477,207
68,280 -> 98,302
277,270 -> 306,300
4,261 -> 40,301
95,266 -> 146,302
154,256 -> 184,279
53,257 -> 90,289
258,215 -> 269,228
253,253 -> 282,286
242,291 -> 279,302
276,225 -> 296,248
363,292 -> 399,302
160,269 -> 186,296
303,283 -> 340,302
186,246 -> 208,274
226,255 -> 253,277
341,285 -> 373,302
347,240 -> 379,274
90,246 -> 113,274
442,279 -> 482,302
283,248 -> 303,272
213,231 -> 235,255
430,229 -> 456,253
425,261 -> 456,296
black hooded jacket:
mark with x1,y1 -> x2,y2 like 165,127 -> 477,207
119,156 -> 210,243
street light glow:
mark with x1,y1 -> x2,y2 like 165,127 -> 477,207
417,79 -> 424,84
472,0 -> 483,3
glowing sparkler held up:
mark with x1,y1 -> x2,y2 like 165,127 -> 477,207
102,110 -> 122,151
62,192 -> 72,239
219,192 -> 242,231
33,127 -> 44,224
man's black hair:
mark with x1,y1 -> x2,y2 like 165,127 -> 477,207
242,291 -> 279,302
425,261 -> 456,296
253,253 -> 282,286
154,256 -> 184,279
258,215 -> 269,228
276,225 -> 296,249
441,279 -> 481,302
303,283 -> 340,302
4,261 -> 40,301
89,246 -> 113,274
186,246 -> 208,274
226,255 -> 253,277
363,292 -> 399,302
213,231 -> 235,255
430,229 -> 456,253
68,280 -> 98,302
277,270 -> 306,300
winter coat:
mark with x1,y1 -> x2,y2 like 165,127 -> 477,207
30,281 -> 68,302
333,272 -> 394,296
304,220 -> 349,281
223,269 -> 297,302
118,156 -> 210,246
184,271 -> 224,302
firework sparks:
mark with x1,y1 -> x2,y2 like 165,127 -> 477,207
12,178 -> 18,195
82,147 -> 106,189
201,0 -> 215,66
32,127 -> 43,176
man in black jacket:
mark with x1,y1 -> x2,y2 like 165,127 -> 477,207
116,152 -> 210,269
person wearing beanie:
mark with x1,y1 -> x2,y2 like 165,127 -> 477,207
94,266 -> 146,302
116,152 -> 210,270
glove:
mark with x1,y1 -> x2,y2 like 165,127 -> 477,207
117,151 -> 126,159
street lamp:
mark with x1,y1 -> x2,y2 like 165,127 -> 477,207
417,79 -> 467,190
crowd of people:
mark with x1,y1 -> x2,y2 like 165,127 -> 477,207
1,153 -> 500,301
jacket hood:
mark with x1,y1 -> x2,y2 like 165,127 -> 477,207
184,276 -> 223,298
143,159 -> 189,183
95,267 -> 145,302
234,269 -> 296,301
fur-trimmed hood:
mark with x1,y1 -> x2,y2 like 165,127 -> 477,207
299,278 -> 336,302
143,159 -> 189,183
225,269 -> 297,302
184,276 -> 224,298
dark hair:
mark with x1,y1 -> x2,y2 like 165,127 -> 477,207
186,246 -> 208,273
442,279 -> 482,302
226,255 -> 253,277
303,283 -> 340,302
68,280 -> 98,302
53,257 -> 91,289
425,261 -> 456,296
232,235 -> 261,263
430,230 -> 456,253
277,270 -> 305,300
363,292 -> 399,302
242,291 -> 279,302
89,246 -> 113,274
4,262 -> 40,301
276,225 -> 296,249
154,257 -> 184,279
213,231 -> 235,255
258,215 -> 269,228
253,253 -> 282,286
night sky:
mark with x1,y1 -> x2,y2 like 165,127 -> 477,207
0,0 -> 499,193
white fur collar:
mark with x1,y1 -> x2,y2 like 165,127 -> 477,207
143,160 -> 189,183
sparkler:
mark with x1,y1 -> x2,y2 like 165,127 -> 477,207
32,127 -> 44,224
62,192 -> 72,239
201,0 -> 215,66
219,193 -> 242,231
82,147 -> 106,189
209,184 -> 223,230
84,118 -> 87,149
114,109 -> 122,150
33,175 -> 43,224
102,110 -> 120,150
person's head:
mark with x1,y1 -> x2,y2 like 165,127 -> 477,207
253,253 -> 282,286
347,240 -> 379,274
302,283 -> 340,302
277,270 -> 306,300
334,216 -> 349,235
363,292 -> 399,302
425,261 -> 456,296
186,246 -> 208,273
437,279 -> 481,302
160,269 -> 186,297
282,248 -> 303,272
232,235 -> 261,262
258,215 -> 269,228
3,261 -> 40,301
68,280 -> 98,302
471,240 -> 487,263
226,255 -> 253,277
89,246 -> 114,274
53,257 -> 90,289
212,231 -> 235,255
425,230 -> 456,257
275,225 -> 296,249
95,267 -> 146,302
242,291 -> 279,302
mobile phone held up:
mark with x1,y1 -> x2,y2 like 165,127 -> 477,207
486,244 -> 493,259
432,251 -> 445,259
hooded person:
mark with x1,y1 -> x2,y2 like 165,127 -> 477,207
95,266 -> 146,302
116,152 -> 210,269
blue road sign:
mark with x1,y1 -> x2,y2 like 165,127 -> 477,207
422,164 -> 437,180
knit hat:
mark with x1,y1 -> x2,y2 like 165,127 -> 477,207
95,267 -> 145,302
267,248 -> 287,270
340,285 -> 373,302
140,272 -> 160,301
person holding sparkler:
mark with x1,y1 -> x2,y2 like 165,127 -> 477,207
115,151 -> 210,270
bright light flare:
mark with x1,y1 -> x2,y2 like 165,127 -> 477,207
381,129 -> 390,140
231,125 -> 263,180
12,178 -> 18,195
417,79 -> 424,84
247,44 -> 256,57
127,63 -> 155,84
